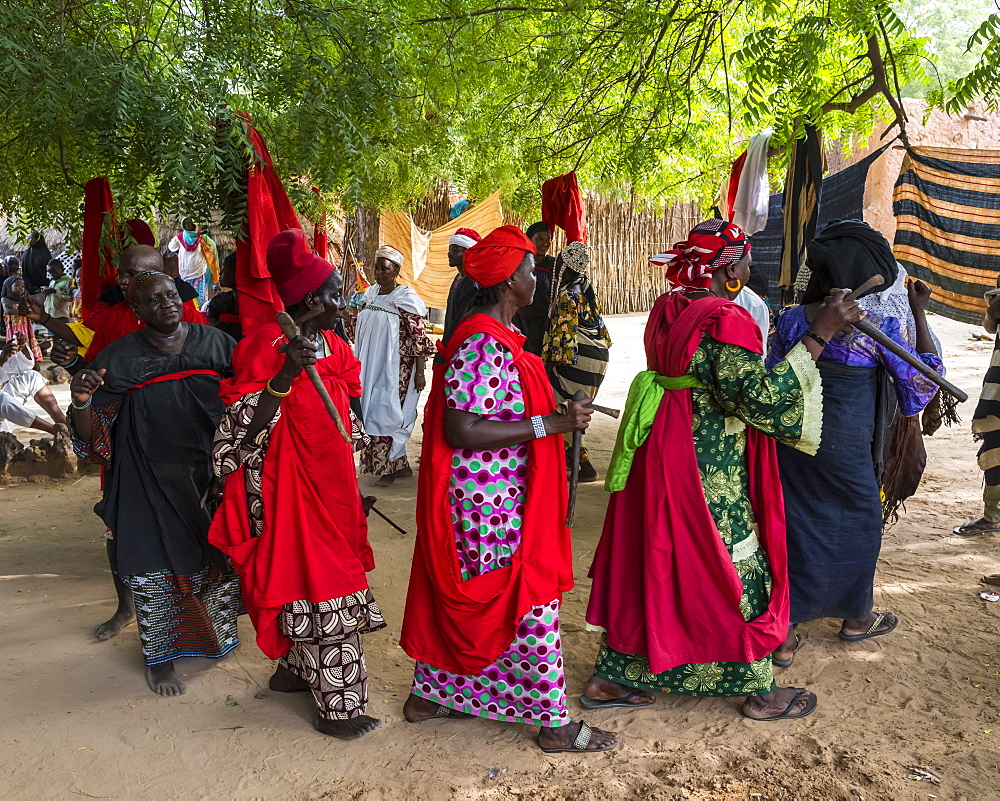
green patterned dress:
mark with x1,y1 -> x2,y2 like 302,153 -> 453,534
594,338 -> 821,697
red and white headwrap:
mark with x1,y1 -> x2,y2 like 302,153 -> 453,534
650,219 -> 750,289
449,227 -> 481,250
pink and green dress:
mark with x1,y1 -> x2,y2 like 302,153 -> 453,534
410,332 -> 571,727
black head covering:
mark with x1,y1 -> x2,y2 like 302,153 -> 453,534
801,219 -> 898,305
21,234 -> 52,293
525,221 -> 550,239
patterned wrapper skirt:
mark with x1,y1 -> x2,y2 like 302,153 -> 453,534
412,600 -> 571,727
593,549 -> 777,698
278,589 -> 386,721
122,563 -> 242,666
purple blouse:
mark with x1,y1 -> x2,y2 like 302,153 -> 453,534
767,306 -> 943,417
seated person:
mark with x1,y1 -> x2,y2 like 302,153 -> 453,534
0,332 -> 66,435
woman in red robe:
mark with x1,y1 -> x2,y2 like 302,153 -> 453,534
400,226 -> 618,754
209,229 -> 383,740
581,219 -> 862,720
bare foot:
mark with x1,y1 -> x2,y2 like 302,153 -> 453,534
537,721 -> 619,752
147,662 -> 186,696
742,686 -> 814,720
95,603 -> 136,641
374,474 -> 395,487
316,715 -> 381,739
392,466 -> 413,479
403,692 -> 473,722
268,663 -> 310,693
580,675 -> 655,707
772,626 -> 799,665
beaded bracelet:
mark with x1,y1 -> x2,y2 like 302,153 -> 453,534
71,397 -> 93,411
530,415 -> 546,439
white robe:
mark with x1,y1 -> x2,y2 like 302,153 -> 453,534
355,285 -> 428,461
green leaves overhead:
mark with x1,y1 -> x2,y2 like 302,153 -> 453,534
0,0 -> 958,236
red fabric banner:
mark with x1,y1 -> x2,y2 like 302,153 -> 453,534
312,187 -> 329,261
235,119 -> 302,330
80,178 -> 118,321
541,171 -> 587,244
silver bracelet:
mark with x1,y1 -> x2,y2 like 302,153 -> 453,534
530,415 -> 546,439
71,397 -> 92,411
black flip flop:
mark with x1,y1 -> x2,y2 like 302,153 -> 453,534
771,635 -> 804,669
539,721 -> 619,754
746,688 -> 818,722
838,611 -> 899,643
579,690 -> 655,710
981,574 -> 1000,588
953,520 -> 1000,537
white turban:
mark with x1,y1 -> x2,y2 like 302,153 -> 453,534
375,245 -> 404,267
449,232 -> 478,249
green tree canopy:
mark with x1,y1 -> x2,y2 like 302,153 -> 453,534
0,0 -> 944,236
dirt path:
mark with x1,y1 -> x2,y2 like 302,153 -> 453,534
1,313 -> 998,800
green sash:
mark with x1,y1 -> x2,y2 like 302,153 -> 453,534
604,371 -> 704,492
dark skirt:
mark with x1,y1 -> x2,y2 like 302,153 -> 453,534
777,361 -> 882,623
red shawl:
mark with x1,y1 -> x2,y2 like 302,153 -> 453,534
400,314 -> 574,674
586,291 -> 790,672
83,301 -> 208,362
208,322 -> 373,660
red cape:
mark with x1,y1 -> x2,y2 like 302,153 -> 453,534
84,301 -> 208,362
208,322 -> 374,660
586,291 -> 791,672
400,314 -> 574,674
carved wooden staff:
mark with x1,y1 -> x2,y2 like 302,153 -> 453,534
276,310 -> 353,442
842,276 -> 968,404
566,389 -> 587,527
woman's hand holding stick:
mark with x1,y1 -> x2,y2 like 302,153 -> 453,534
276,311 -> 352,442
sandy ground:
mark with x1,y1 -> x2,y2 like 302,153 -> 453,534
2,312 -> 999,801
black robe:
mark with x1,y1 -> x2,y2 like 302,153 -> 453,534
80,324 -> 236,577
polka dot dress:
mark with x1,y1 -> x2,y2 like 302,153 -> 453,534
413,600 -> 570,727
443,332 -> 529,580
411,333 -> 570,728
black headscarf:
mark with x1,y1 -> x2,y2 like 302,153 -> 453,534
801,220 -> 898,304
21,234 -> 52,293
525,221 -> 550,239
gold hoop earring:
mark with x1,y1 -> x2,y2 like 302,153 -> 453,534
725,279 -> 742,293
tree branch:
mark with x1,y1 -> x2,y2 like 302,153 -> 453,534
415,6 -> 559,24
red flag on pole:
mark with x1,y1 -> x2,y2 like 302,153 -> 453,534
80,177 -> 118,320
235,120 -> 303,329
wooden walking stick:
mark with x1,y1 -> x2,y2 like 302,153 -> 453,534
276,310 -> 353,443
840,276 -> 969,404
566,389 -> 587,527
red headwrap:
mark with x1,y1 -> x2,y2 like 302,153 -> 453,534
650,219 -> 750,289
266,229 -> 335,306
462,225 -> 535,288
125,219 -> 156,247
